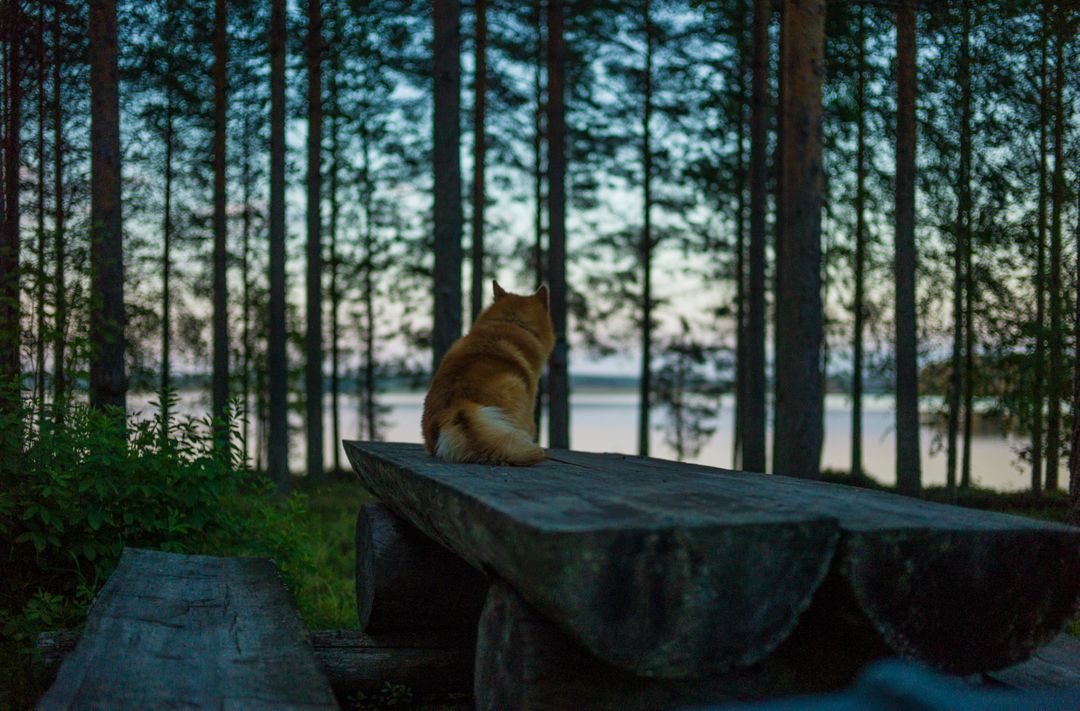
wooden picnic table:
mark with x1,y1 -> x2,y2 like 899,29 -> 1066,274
345,441 -> 1080,706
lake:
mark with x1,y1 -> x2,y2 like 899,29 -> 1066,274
133,390 -> 1065,493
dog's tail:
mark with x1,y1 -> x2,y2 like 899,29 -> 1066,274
434,402 -> 545,466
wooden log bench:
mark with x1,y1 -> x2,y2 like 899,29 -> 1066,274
345,441 -> 1080,708
38,548 -> 339,710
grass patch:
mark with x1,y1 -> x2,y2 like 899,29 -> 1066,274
290,475 -> 373,630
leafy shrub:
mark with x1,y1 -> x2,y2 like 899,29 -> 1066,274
0,392 -> 314,707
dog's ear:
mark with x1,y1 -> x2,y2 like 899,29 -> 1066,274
493,280 -> 508,300
534,284 -> 550,311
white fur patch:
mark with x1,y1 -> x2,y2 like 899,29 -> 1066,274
435,430 -> 461,461
476,406 -> 517,434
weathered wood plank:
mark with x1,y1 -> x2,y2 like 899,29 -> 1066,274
356,503 -> 487,632
346,441 -> 840,678
38,628 -> 474,702
475,580 -> 852,710
588,451 -> 1080,675
987,633 -> 1080,690
38,548 -> 338,710
346,442 -> 1080,678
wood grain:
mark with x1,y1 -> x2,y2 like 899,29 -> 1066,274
38,548 -> 338,710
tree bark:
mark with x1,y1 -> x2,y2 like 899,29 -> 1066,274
1046,7 -> 1064,493
34,0 -> 46,423
772,0 -> 824,480
851,3 -> 866,479
161,85 -> 173,424
306,0 -> 324,479
1068,180 -> 1080,523
88,0 -> 126,414
361,127 -> 377,441
241,100 -> 252,459
1033,5 -> 1048,496
0,0 -> 22,401
894,0 -> 921,496
212,0 -> 229,439
268,0 -> 289,489
959,0 -> 974,490
432,0 -> 463,374
328,6 -> 340,472
51,0 -> 65,420
638,0 -> 654,459
470,0 -> 486,323
743,0 -> 768,475
733,0 -> 748,470
546,0 -> 569,449
531,0 -> 545,437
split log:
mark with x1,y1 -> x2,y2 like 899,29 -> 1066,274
38,548 -> 337,710
345,441 -> 1080,678
346,441 -> 839,679
475,580 -> 845,710
356,502 -> 487,632
38,628 -> 474,701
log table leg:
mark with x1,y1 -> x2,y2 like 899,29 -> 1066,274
475,580 -> 844,711
356,502 -> 488,633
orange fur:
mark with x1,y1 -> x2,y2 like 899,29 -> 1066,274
422,281 -> 555,465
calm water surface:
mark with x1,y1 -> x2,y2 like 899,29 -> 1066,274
132,390 -> 1064,493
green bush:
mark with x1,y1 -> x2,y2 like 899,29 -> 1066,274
0,392 -> 314,708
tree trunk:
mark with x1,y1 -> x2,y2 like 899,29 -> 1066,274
532,0 -> 545,438
772,0 -> 824,480
743,0 -> 768,475
88,0 -> 126,414
546,0 -> 569,449
1033,5 -> 1048,496
470,0 -> 486,323
851,3 -> 866,479
959,0 -> 974,490
212,0 -> 229,439
1046,8 -> 1064,493
894,0 -> 921,496
361,127 -> 377,441
51,0 -> 65,420
34,0 -> 46,423
268,0 -> 289,489
638,0 -> 654,459
241,102 -> 252,460
0,0 -> 22,402
306,0 -> 324,479
732,0 -> 748,470
432,0 -> 463,374
1068,180 -> 1080,523
161,86 -> 173,424
328,11 -> 340,472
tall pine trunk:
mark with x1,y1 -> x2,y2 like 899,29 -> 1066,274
88,0 -> 126,414
894,0 -> 921,496
743,0 -> 768,474
360,124 -> 377,441
532,0 -> 545,437
1033,6 -> 1049,496
240,102 -> 252,459
161,87 -> 173,424
732,0 -> 748,470
0,0 -> 22,403
306,0 -> 324,479
470,0 -> 486,322
959,0 -> 974,490
638,0 -> 654,458
851,3 -> 866,479
1046,8 -> 1064,492
34,0 -> 46,423
51,0 -> 65,420
328,12 -> 341,471
212,0 -> 229,438
546,0 -> 569,448
432,0 -> 463,373
1068,180 -> 1080,522
268,0 -> 289,489
772,0 -> 824,479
